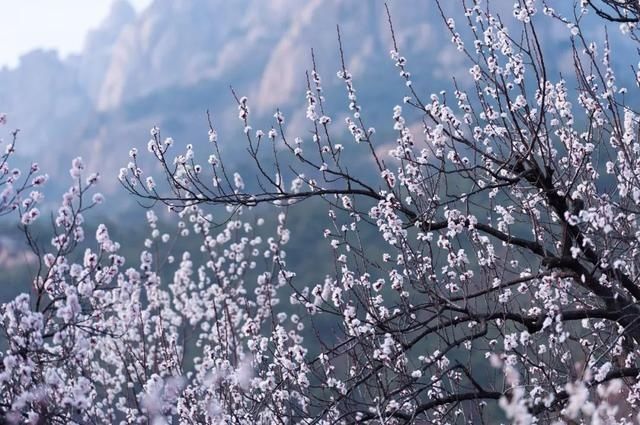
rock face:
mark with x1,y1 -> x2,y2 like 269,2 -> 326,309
95,0 -> 262,110
0,0 -> 629,190
76,0 -> 137,103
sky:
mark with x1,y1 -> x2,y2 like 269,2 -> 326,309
0,0 -> 152,68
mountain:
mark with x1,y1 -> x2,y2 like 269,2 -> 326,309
0,0 -> 632,196
75,0 -> 137,103
0,50 -> 93,160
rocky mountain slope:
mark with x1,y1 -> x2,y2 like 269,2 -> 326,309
0,0 -> 630,194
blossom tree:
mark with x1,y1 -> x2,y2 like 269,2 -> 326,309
6,0 -> 640,424
120,0 -> 640,423
587,0 -> 640,22
0,118 -> 48,223
1,131 -> 303,422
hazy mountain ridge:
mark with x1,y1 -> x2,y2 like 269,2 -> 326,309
0,0 -> 631,194
0,0 -> 432,190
